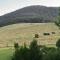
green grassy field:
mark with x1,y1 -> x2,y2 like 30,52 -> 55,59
0,23 -> 59,47
0,48 -> 13,60
0,23 -> 60,60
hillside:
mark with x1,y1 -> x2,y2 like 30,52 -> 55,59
0,23 -> 59,47
0,5 -> 59,27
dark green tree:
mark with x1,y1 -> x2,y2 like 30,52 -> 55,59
12,44 -> 29,60
34,34 -> 39,38
14,43 -> 19,51
29,39 -> 42,60
56,39 -> 60,48
44,48 -> 60,60
55,17 -> 60,29
12,39 -> 43,60
55,8 -> 60,29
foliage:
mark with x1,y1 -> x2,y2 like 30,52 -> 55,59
12,38 -> 60,60
55,8 -> 60,29
51,32 -> 55,34
56,39 -> 60,48
12,45 -> 29,60
44,48 -> 60,60
29,39 -> 42,60
14,43 -> 19,50
43,33 -> 50,35
12,39 -> 42,60
34,34 -> 39,38
55,16 -> 60,29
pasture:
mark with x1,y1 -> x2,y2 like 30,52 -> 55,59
0,23 -> 59,47
0,48 -> 13,60
0,23 -> 60,60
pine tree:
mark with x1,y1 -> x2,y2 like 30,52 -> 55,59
29,39 -> 42,60
55,8 -> 60,29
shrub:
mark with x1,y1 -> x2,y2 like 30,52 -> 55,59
12,44 -> 29,60
34,34 -> 39,38
56,39 -> 60,48
43,33 -> 50,35
12,39 -> 43,60
55,17 -> 60,29
14,43 -> 19,50
44,48 -> 60,60
51,32 -> 55,34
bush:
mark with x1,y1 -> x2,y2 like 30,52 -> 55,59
55,17 -> 60,29
12,39 -> 60,60
56,39 -> 60,48
44,49 -> 60,60
12,39 -> 42,60
14,43 -> 19,50
12,44 -> 29,60
51,32 -> 55,34
34,34 -> 39,38
43,33 -> 50,36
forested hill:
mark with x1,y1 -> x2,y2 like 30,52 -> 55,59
0,5 -> 59,27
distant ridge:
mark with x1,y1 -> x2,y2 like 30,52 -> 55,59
0,5 -> 59,27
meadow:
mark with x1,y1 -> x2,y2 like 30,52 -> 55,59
0,23 -> 59,47
0,48 -> 13,60
0,23 -> 60,60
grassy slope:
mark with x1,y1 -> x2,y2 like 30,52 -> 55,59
0,23 -> 59,47
0,48 -> 13,60
0,23 -> 60,60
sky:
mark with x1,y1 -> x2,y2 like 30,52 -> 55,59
0,0 -> 60,16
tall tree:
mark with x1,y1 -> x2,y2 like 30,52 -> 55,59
29,39 -> 42,60
55,8 -> 60,29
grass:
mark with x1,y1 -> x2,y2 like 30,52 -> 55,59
0,48 -> 13,60
0,23 -> 60,60
0,23 -> 59,47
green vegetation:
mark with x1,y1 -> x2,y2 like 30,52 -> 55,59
34,34 -> 39,38
12,39 -> 60,60
43,32 -> 50,35
55,8 -> 60,29
55,16 -> 60,29
14,43 -> 19,50
12,39 -> 42,60
56,39 -> 60,48
0,48 -> 13,60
